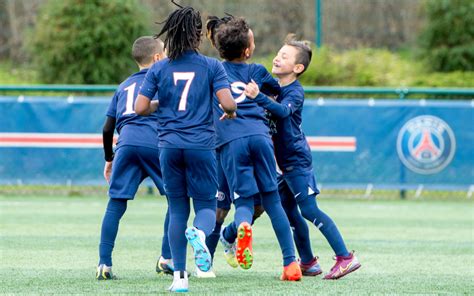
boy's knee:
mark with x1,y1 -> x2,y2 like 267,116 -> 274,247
252,205 -> 264,223
216,208 -> 229,224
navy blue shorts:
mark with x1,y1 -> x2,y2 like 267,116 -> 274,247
216,148 -> 262,210
159,148 -> 217,200
278,168 -> 320,203
109,145 -> 165,199
220,135 -> 277,199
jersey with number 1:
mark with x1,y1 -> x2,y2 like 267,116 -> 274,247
106,68 -> 159,150
213,62 -> 280,147
140,51 -> 229,150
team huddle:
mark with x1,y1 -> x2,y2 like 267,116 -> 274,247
97,2 -> 360,293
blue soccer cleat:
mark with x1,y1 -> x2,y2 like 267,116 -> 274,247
299,257 -> 322,276
185,227 -> 212,272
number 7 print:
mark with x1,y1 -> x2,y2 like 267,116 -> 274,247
173,72 -> 195,111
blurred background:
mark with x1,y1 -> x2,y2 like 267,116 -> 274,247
0,0 -> 473,198
0,0 -> 473,86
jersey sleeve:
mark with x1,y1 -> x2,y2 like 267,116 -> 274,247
106,92 -> 118,118
139,64 -> 159,100
211,59 -> 230,93
254,88 -> 303,119
254,64 -> 280,97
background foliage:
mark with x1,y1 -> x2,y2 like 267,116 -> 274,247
30,0 -> 150,84
419,0 -> 474,72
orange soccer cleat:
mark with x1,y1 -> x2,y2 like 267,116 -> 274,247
280,261 -> 302,281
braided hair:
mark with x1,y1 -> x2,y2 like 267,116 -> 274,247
206,13 -> 234,48
156,0 -> 202,60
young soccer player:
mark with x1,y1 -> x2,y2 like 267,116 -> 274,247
134,3 -> 237,292
205,15 -> 302,281
204,15 -> 265,275
245,34 -> 361,280
97,36 -> 173,280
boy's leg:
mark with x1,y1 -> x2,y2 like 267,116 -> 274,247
206,150 -> 231,259
279,180 -> 314,264
248,135 -> 297,267
98,198 -> 128,267
184,149 -> 218,272
160,148 -> 189,272
287,172 -> 349,257
98,146 -> 141,279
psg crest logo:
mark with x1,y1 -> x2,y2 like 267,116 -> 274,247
397,115 -> 456,174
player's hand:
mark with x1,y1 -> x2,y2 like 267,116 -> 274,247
104,161 -> 113,183
219,111 -> 237,120
244,79 -> 260,99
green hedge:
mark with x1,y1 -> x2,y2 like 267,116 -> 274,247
255,47 -> 474,88
29,0 -> 150,84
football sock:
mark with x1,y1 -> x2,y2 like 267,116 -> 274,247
299,197 -> 350,257
168,195 -> 191,271
206,220 -> 223,259
161,206 -> 172,260
99,198 -> 127,266
261,190 -> 296,266
223,195 -> 255,243
281,193 -> 314,263
192,198 -> 217,236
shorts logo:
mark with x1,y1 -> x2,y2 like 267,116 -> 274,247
397,115 -> 456,174
216,191 -> 226,201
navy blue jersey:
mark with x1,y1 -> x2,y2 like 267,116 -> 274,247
140,51 -> 229,149
213,62 -> 280,147
106,69 -> 159,149
258,80 -> 312,173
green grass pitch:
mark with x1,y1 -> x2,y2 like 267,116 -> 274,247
0,195 -> 472,295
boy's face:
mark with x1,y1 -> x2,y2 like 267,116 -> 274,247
272,45 -> 300,76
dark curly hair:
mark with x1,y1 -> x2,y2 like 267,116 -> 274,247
206,15 -> 250,61
156,0 -> 202,61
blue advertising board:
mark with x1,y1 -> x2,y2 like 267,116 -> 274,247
0,96 -> 472,189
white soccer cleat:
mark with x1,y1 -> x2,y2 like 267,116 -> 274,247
168,271 -> 189,293
219,226 -> 238,268
194,268 -> 216,278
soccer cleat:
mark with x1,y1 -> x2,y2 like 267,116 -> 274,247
299,257 -> 322,276
323,252 -> 361,280
194,268 -> 216,278
235,222 -> 253,270
280,261 -> 302,281
168,271 -> 188,293
96,264 -> 116,280
219,227 -> 238,268
156,256 -> 174,276
185,227 -> 212,272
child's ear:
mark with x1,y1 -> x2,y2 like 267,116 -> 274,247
293,64 -> 305,75
244,47 -> 250,59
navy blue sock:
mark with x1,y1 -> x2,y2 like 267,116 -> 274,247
282,195 -> 314,263
192,198 -> 217,236
168,195 -> 190,271
161,206 -> 172,259
224,195 -> 255,243
99,198 -> 127,266
261,190 -> 296,266
298,197 -> 349,257
206,220 -> 223,259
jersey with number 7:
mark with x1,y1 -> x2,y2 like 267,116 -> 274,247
139,51 -> 230,150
